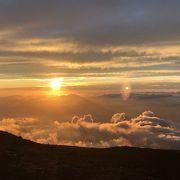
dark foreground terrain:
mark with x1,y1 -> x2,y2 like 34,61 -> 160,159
0,131 -> 179,180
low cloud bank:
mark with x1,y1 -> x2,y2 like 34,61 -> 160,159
0,111 -> 179,150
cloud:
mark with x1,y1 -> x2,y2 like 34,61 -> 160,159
0,111 -> 179,150
0,0 -> 180,88
111,113 -> 126,123
1,0 -> 180,46
71,114 -> 94,123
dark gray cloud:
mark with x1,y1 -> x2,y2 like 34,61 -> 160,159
1,0 -> 180,45
0,49 -> 148,62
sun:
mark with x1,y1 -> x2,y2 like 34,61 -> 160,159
50,78 -> 63,90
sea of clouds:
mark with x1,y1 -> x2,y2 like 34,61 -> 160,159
0,111 -> 180,150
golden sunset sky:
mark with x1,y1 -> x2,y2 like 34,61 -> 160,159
0,0 -> 180,95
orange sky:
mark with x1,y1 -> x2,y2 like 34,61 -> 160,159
0,0 -> 180,95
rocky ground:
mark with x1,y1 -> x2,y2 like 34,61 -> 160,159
0,131 -> 179,180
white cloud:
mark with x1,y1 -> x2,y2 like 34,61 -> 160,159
0,111 -> 179,150
111,113 -> 126,123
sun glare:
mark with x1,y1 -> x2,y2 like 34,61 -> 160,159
48,78 -> 64,96
120,83 -> 131,101
50,78 -> 63,90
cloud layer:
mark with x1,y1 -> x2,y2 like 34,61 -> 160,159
0,0 -> 180,91
0,111 -> 179,150
1,0 -> 180,46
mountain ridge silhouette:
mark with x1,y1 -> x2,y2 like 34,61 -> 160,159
0,131 -> 179,180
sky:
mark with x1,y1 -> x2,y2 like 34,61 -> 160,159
0,0 -> 180,149
0,0 -> 180,95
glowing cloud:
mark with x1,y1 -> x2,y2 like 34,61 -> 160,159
0,111 -> 179,150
